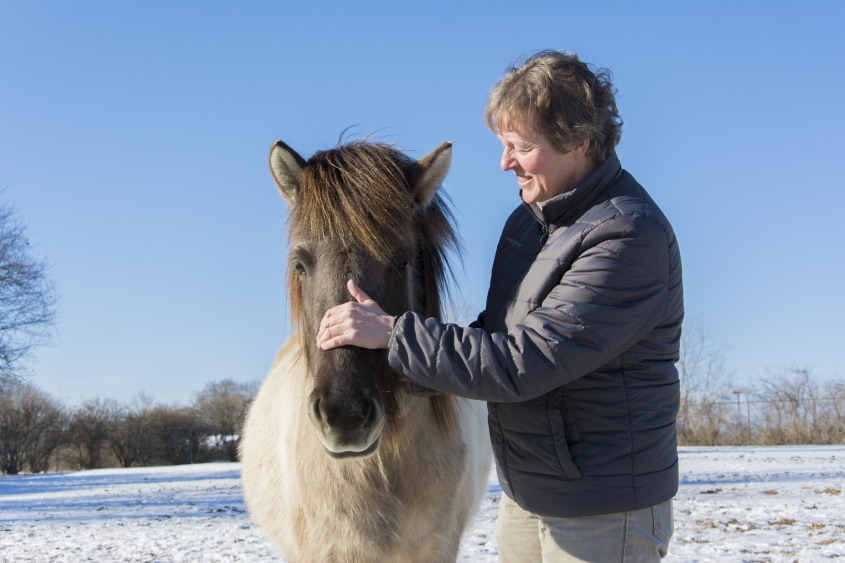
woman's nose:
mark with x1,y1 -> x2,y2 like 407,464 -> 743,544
500,148 -> 517,171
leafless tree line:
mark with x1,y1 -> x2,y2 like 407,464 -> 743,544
0,378 -> 258,474
677,319 -> 845,446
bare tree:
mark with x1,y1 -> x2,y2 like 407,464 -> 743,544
108,393 -> 157,468
26,418 -> 66,473
0,379 -> 65,474
676,317 -> 733,445
194,379 -> 257,462
753,368 -> 845,445
146,404 -> 208,465
65,398 -> 118,470
0,199 -> 57,381
109,407 -> 144,468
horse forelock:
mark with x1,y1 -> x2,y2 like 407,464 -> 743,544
285,140 -> 461,439
295,142 -> 415,261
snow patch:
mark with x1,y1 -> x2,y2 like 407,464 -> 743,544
1,446 -> 843,562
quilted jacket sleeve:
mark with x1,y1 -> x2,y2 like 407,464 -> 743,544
387,215 -> 671,403
403,309 -> 487,398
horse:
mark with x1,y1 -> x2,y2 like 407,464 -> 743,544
239,139 -> 492,563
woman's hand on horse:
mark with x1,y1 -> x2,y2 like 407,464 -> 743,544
316,280 -> 394,350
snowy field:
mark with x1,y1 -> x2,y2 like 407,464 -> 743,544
1,445 -> 843,563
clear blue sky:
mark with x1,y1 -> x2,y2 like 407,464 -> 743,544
1,1 -> 842,404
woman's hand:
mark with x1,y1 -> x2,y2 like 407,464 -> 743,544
316,280 -> 395,350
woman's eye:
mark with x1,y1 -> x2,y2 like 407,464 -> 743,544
399,261 -> 409,271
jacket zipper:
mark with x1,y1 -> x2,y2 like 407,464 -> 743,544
522,202 -> 550,244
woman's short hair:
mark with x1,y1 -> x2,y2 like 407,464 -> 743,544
484,50 -> 622,163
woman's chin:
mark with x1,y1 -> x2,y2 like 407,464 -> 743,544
521,190 -> 540,204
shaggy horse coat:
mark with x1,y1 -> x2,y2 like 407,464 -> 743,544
240,140 -> 491,563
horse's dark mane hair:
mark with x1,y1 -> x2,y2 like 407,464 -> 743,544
287,140 -> 460,437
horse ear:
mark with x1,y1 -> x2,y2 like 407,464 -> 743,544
269,140 -> 307,204
409,141 -> 452,209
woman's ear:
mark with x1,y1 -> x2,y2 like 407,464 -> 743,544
574,137 -> 591,159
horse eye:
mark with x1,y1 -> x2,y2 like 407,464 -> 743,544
295,263 -> 306,276
399,261 -> 409,271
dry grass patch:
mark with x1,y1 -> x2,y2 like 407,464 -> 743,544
819,538 -> 837,545
724,518 -> 759,533
763,489 -> 779,495
810,523 -> 827,531
770,518 -> 797,526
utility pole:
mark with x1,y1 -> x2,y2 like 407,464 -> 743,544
746,396 -> 752,444
733,390 -> 743,444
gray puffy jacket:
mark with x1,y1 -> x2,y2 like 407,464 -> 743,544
387,153 -> 683,517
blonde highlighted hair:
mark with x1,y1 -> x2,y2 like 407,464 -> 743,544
484,50 -> 623,163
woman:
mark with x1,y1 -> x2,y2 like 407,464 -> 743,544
316,50 -> 682,562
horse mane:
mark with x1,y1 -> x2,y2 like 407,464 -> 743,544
286,140 -> 460,437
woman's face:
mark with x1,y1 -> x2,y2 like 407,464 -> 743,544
497,129 -> 591,205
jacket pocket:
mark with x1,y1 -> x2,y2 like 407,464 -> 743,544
547,391 -> 582,479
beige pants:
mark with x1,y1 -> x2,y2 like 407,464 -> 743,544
496,494 -> 673,563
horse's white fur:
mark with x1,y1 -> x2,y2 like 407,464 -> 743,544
241,338 -> 492,562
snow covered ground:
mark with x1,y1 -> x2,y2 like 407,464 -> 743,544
1,445 -> 843,562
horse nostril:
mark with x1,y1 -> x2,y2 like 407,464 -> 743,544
358,398 -> 373,428
364,398 -> 380,428
310,398 -> 324,425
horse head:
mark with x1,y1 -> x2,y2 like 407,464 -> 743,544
269,139 -> 457,460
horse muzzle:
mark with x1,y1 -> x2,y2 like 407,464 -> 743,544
308,392 -> 385,460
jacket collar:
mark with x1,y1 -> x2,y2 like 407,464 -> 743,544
522,152 -> 622,233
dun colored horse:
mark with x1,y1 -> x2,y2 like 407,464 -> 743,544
240,139 -> 491,562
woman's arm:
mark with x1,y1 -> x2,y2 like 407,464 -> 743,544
317,216 -> 671,403
387,218 -> 672,402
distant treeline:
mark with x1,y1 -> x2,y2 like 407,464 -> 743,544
678,368 -> 845,447
0,379 -> 257,474
677,319 -> 845,447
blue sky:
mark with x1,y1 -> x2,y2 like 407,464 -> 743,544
1,1 -> 842,404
